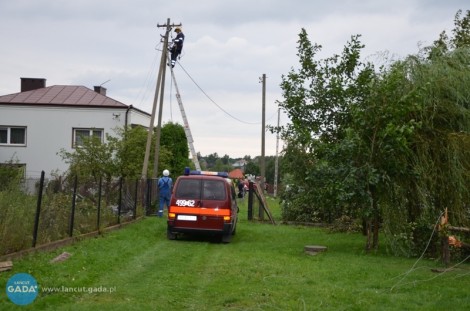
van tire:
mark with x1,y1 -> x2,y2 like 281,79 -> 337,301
221,233 -> 232,243
167,230 -> 177,240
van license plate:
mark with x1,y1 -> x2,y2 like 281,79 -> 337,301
177,215 -> 197,221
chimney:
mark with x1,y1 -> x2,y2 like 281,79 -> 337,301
21,78 -> 46,92
94,86 -> 107,96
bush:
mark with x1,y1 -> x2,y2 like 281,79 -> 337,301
329,215 -> 362,233
0,189 -> 36,255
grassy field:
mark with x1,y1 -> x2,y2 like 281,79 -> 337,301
1,197 -> 469,310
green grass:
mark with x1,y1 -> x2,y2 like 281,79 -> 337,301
1,197 -> 469,310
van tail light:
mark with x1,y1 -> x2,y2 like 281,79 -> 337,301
168,212 -> 176,219
223,216 -> 231,222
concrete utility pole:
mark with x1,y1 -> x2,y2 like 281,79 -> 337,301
259,73 -> 266,220
141,18 -> 181,179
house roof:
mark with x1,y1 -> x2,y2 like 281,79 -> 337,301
228,168 -> 245,179
0,85 -> 127,108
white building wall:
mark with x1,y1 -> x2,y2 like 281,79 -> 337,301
0,105 -> 150,178
128,109 -> 152,128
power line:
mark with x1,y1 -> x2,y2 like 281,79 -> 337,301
135,49 -> 160,107
177,62 -> 260,125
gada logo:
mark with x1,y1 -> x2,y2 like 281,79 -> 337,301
176,199 -> 196,207
6,273 -> 39,305
7,284 -> 37,293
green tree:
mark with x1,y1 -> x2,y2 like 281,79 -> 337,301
221,154 -> 230,165
59,122 -> 190,180
245,161 -> 259,177
279,29 -> 379,240
279,11 -> 470,255
109,126 -> 149,179
426,10 -> 470,59
59,134 -> 117,183
265,156 -> 282,186
160,122 -> 191,177
205,153 -> 219,169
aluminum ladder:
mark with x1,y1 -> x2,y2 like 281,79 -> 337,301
169,66 -> 201,171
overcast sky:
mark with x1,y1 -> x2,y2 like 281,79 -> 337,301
1,1 -> 467,158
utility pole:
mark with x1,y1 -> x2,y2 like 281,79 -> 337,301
274,107 -> 280,198
259,73 -> 266,220
141,18 -> 181,179
152,46 -> 169,179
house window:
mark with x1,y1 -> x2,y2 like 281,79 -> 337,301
0,126 -> 27,146
73,128 -> 104,148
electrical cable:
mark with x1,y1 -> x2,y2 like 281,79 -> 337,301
391,254 -> 470,290
389,210 -> 443,291
176,62 -> 260,125
389,210 -> 448,292
135,47 -> 160,107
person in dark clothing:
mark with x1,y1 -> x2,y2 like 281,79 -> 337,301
157,169 -> 173,217
170,27 -> 184,68
238,179 -> 244,198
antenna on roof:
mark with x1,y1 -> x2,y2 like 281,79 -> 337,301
100,79 -> 111,86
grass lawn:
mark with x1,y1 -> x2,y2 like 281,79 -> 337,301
1,197 -> 469,310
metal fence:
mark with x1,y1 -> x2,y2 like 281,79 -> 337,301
0,171 -> 160,257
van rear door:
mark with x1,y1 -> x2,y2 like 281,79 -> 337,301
169,177 -> 230,232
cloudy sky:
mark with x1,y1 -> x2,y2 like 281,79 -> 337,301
1,1 -> 467,159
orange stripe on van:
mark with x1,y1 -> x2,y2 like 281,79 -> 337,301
169,206 -> 231,216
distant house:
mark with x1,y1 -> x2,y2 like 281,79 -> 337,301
0,78 -> 151,178
232,159 -> 247,169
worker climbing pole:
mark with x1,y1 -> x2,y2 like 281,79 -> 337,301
169,27 -> 185,68
142,19 -> 200,179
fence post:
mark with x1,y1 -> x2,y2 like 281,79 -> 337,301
32,171 -> 45,247
258,183 -> 264,221
69,175 -> 78,237
133,179 -> 138,220
248,181 -> 253,220
146,178 -> 152,216
97,176 -> 102,231
117,177 -> 123,224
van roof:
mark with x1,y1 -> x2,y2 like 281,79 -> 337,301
183,168 -> 229,178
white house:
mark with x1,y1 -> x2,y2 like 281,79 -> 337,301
232,159 -> 247,169
0,78 -> 151,178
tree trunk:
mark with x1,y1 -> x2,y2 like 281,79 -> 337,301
372,195 -> 379,250
365,219 -> 372,252
372,215 -> 379,250
370,186 -> 379,251
361,218 -> 368,236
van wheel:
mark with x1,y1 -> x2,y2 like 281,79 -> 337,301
221,233 -> 232,243
167,230 -> 176,240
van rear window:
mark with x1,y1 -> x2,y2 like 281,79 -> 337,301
175,179 -> 226,200
202,180 -> 226,200
175,180 -> 201,198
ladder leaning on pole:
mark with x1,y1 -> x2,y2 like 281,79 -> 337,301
169,66 -> 201,171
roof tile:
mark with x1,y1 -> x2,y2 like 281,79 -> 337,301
0,85 -> 127,108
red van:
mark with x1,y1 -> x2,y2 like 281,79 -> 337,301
167,169 -> 239,243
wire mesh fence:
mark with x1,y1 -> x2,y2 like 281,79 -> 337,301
0,172 -> 154,257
